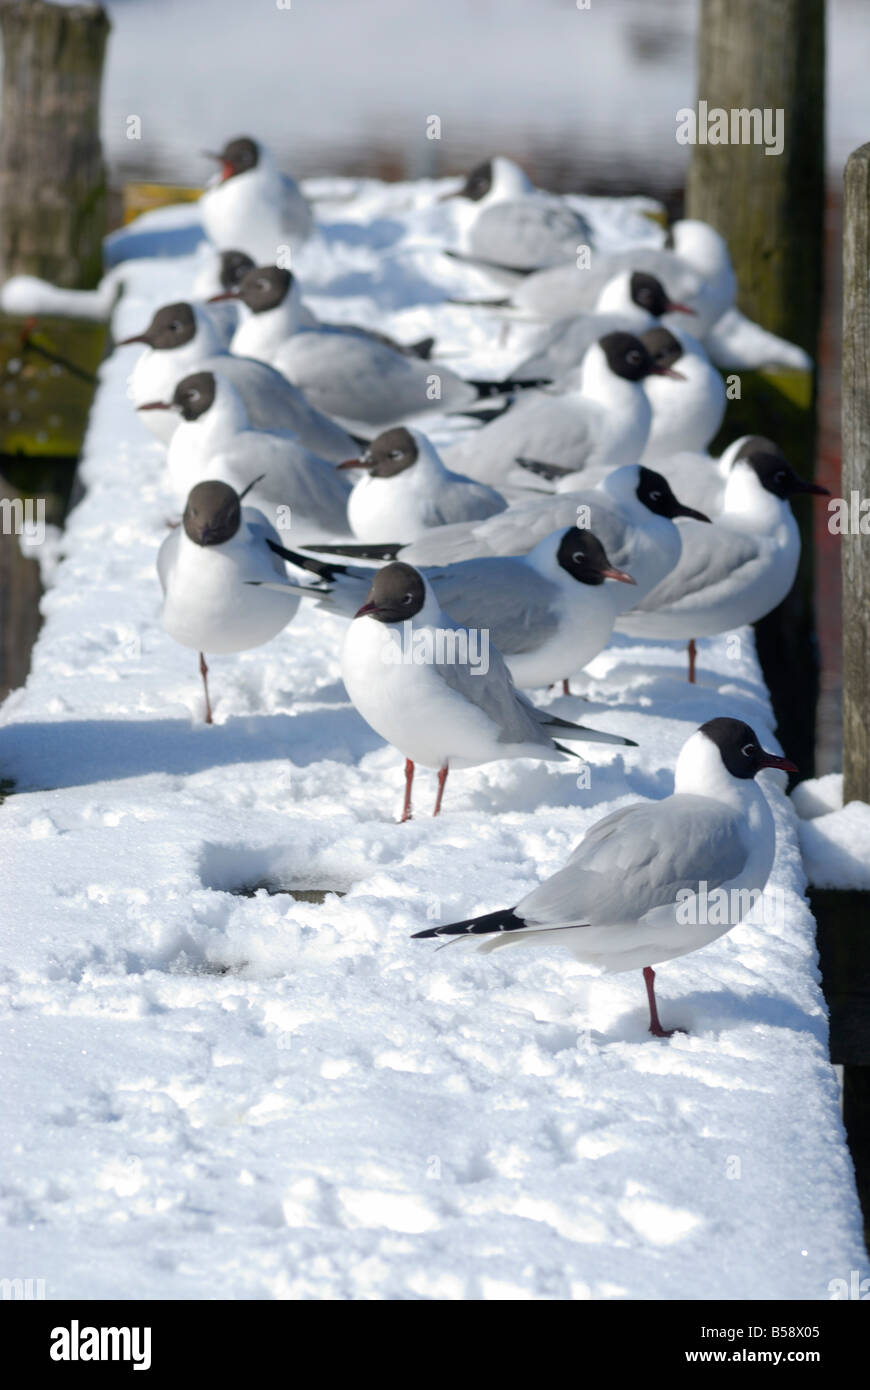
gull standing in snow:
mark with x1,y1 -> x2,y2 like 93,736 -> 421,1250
199,137 -> 313,263
140,370 -> 352,543
254,525 -> 637,691
341,562 -> 636,822
225,266 -> 479,433
338,426 -> 507,543
331,465 -> 709,609
439,156 -> 592,274
617,447 -> 829,681
119,300 -> 357,460
441,332 -> 682,488
158,479 -> 304,723
413,717 -> 796,1037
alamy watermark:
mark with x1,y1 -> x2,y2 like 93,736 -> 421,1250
676,882 -> 785,929
379,621 -> 490,675
676,102 -> 784,156
0,496 -> 45,545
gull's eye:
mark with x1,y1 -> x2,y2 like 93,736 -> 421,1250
741,743 -> 755,759
388,450 -> 403,461
649,490 -> 662,503
626,349 -> 642,366
774,471 -> 787,485
169,321 -> 182,333
256,278 -> 270,292
572,551 -> 585,565
402,593 -> 413,605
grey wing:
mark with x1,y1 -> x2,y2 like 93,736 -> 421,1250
444,392 -> 600,486
630,520 -> 759,612
221,432 -> 351,534
472,200 -> 589,271
403,493 -> 626,567
210,355 -> 356,462
511,312 -> 640,381
426,476 -> 507,528
518,794 -> 748,928
435,632 -> 554,749
428,557 -> 562,655
279,332 -> 476,425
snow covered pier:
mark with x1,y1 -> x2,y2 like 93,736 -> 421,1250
0,184 -> 866,1299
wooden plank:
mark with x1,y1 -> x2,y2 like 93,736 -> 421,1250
842,143 -> 870,805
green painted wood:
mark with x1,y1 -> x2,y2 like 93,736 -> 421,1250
0,313 -> 106,457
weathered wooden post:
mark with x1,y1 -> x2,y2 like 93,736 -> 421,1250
842,143 -> 870,808
0,0 -> 110,706
0,0 -> 111,288
815,142 -> 870,1248
686,0 -> 825,776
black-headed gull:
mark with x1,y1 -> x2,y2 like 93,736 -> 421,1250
502,220 -> 737,335
199,136 -> 312,262
158,479 -> 304,722
441,332 -> 680,488
119,301 -> 357,461
257,525 -> 636,690
226,266 -> 479,432
140,369 -> 352,543
440,156 -> 591,274
617,447 -> 829,681
494,271 -> 696,384
338,427 -> 507,543
639,325 -> 726,459
334,465 -> 709,611
341,562 -> 635,821
413,717 -> 796,1037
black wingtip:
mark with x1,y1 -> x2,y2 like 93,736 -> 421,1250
303,540 -> 404,561
266,537 -> 343,580
515,456 -> 573,481
412,906 -> 525,940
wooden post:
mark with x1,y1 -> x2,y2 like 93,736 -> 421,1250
0,0 -> 111,289
842,143 -> 870,806
686,0 -> 825,777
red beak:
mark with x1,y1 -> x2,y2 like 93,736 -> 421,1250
117,334 -> 149,347
794,480 -> 830,496
353,599 -> 377,618
336,458 -> 363,471
136,400 -> 171,411
665,301 -> 696,315
601,566 -> 636,585
652,365 -> 687,379
207,291 -> 239,303
758,751 -> 799,774
202,151 -> 235,183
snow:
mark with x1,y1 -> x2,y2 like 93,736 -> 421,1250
792,775 -> 870,891
0,179 -> 865,1301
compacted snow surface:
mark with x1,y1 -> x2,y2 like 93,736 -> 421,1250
0,181 -> 865,1300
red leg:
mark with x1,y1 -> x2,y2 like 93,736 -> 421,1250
687,638 -> 697,684
432,765 -> 449,817
400,758 -> 414,823
199,652 -> 213,724
562,678 -> 571,696
643,966 -> 686,1038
